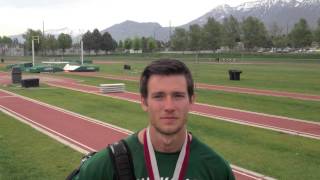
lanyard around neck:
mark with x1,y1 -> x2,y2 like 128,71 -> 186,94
143,127 -> 191,180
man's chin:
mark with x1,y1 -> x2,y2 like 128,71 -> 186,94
155,126 -> 182,136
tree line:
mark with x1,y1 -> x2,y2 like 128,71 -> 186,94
21,28 -> 118,55
171,16 -> 320,51
3,15 -> 320,55
21,28 -> 164,55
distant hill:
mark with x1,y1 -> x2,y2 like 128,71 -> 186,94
101,20 -> 171,42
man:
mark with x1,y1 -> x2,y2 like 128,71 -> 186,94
72,59 -> 235,180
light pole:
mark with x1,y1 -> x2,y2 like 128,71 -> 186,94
80,38 -> 84,65
32,36 -> 40,67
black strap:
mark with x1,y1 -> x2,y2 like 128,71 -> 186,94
66,140 -> 135,180
109,140 -> 136,180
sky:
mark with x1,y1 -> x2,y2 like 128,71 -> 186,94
0,0 -> 250,36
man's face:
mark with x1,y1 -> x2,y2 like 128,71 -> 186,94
141,74 -> 194,135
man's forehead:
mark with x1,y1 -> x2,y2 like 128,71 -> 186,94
147,75 -> 187,91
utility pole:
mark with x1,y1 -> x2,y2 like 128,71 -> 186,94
169,20 -> 172,50
43,21 -> 45,56
32,36 -> 40,67
80,38 -> 84,65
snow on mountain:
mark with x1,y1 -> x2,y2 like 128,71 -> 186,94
185,0 -> 320,31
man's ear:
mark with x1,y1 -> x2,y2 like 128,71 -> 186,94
190,94 -> 195,104
141,96 -> 148,111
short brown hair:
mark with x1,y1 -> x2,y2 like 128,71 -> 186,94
140,59 -> 194,102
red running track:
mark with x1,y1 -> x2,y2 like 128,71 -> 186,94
45,79 -> 320,140
0,89 -> 270,180
68,71 -> 320,102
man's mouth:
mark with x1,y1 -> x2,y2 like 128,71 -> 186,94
160,117 -> 178,119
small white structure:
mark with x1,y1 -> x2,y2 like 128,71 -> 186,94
63,64 -> 80,71
99,83 -> 125,93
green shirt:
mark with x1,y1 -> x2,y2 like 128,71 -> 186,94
74,132 -> 235,180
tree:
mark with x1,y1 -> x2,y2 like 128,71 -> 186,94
46,34 -> 58,54
269,22 -> 283,38
272,35 -> 288,49
1,36 -> 13,45
57,33 -> 72,56
147,37 -> 157,52
171,28 -> 188,51
268,22 -> 287,48
101,31 -> 114,54
82,31 -> 94,54
202,17 -> 222,51
118,40 -> 124,51
242,16 -> 268,50
313,18 -> 320,43
0,36 -> 13,55
124,38 -> 132,50
23,29 -> 43,54
112,39 -> 117,51
222,16 -> 240,49
141,37 -> 148,52
132,37 -> 141,51
288,19 -> 312,48
92,29 -> 102,55
188,24 -> 202,51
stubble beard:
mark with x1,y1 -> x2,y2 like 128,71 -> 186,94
153,122 -> 185,136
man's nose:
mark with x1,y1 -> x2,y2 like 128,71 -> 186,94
164,97 -> 175,112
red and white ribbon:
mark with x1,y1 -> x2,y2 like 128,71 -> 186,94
143,127 -> 191,180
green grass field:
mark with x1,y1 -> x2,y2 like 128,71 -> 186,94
1,85 -> 320,180
0,111 -> 81,179
1,54 -> 320,179
52,73 -> 320,122
2,55 -> 320,94
93,62 -> 320,95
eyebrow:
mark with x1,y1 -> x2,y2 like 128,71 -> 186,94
151,91 -> 186,96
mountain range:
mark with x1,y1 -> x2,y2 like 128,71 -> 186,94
11,0 -> 320,43
104,0 -> 320,41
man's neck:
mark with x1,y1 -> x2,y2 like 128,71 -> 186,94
138,126 -> 186,153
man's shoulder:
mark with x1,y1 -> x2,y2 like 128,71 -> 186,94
189,135 -> 235,179
190,135 -> 231,168
74,133 -> 139,179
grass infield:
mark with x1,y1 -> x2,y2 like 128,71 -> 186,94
1,85 -> 319,180
95,62 -> 320,95
2,55 -> 320,94
0,111 -> 81,179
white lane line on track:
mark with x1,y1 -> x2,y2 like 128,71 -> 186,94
0,88 -> 273,180
194,101 -> 320,125
0,88 -> 133,136
101,90 -> 319,126
0,95 -> 15,99
0,105 -> 92,154
190,111 -> 320,140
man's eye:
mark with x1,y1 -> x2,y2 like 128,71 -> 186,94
152,95 -> 163,99
175,94 -> 185,99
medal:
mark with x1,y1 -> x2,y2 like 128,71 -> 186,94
143,127 -> 191,180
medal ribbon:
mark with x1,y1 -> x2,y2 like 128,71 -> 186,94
143,127 -> 191,180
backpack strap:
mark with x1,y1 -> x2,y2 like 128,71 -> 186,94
109,139 -> 136,180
